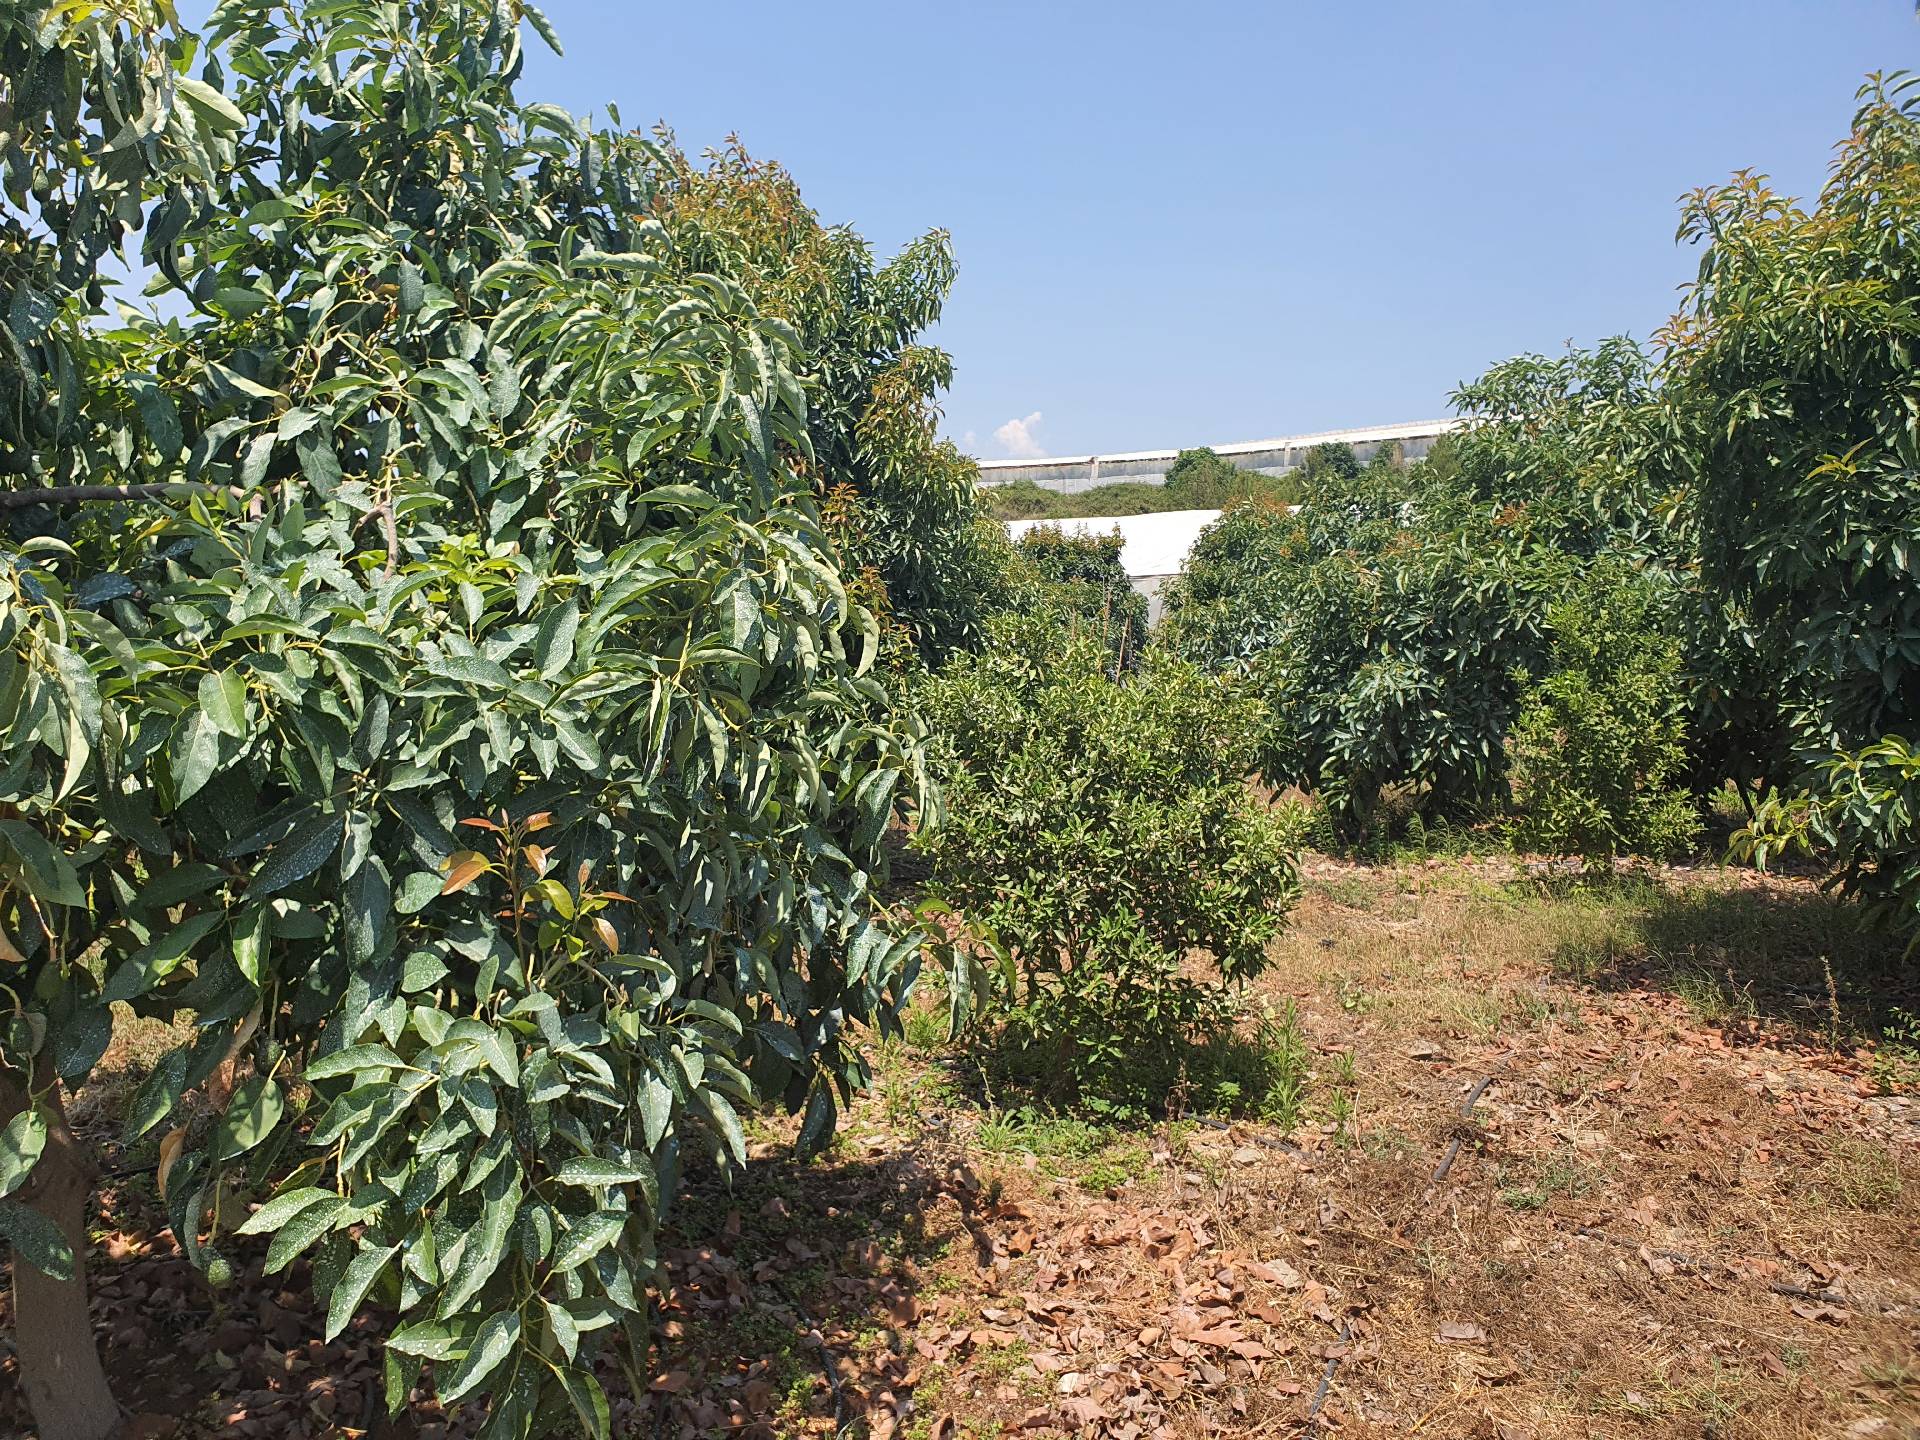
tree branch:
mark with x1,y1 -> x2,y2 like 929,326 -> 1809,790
0,483 -> 220,510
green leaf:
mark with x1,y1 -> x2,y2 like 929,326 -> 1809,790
433,655 -> 511,690
384,1349 -> 409,1418
51,1003 -> 112,1082
264,1193 -> 350,1273
236,1186 -> 338,1237
439,1169 -> 517,1315
0,1197 -> 74,1279
171,707 -> 222,803
0,820 -> 85,906
136,382 -> 184,458
210,1077 -> 285,1162
0,1110 -> 48,1198
542,1297 -> 580,1361
797,1077 -> 838,1160
552,714 -> 601,768
103,911 -> 225,1002
701,1090 -> 747,1167
230,905 -> 271,988
238,430 -> 276,488
439,1310 -> 520,1405
124,1045 -> 191,1139
521,1 -> 565,54
553,1157 -> 652,1188
305,1044 -> 406,1081
636,1073 -> 672,1152
388,1316 -> 468,1359
324,1242 -> 397,1341
199,667 -> 249,739
550,1210 -> 624,1272
534,604 -> 579,678
559,1366 -> 612,1440
175,75 -> 246,132
250,810 -> 343,895
130,862 -> 224,913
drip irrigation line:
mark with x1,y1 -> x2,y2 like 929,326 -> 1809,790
1569,1224 -> 1918,1317
1429,1058 -> 1511,1183
1304,1319 -> 1353,1430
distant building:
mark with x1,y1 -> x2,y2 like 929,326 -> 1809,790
978,418 -> 1458,494
1005,509 -> 1222,626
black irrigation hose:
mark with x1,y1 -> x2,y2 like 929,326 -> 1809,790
1304,1319 -> 1352,1428
1429,1061 -> 1509,1183
1188,1113 -> 1311,1158
1568,1224 -> 1918,1317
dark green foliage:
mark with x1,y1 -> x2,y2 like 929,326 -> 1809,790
1298,441 -> 1362,483
1655,76 -> 1920,940
0,3 -> 933,1432
915,615 -> 1303,1117
1509,562 -> 1703,866
1011,524 -> 1149,669
1162,346 -> 1711,840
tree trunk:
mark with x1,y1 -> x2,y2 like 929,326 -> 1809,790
1,1064 -> 121,1440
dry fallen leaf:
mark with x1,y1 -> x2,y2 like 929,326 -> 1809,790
1790,1301 -> 1849,1326
1460,1350 -> 1519,1384
1436,1320 -> 1488,1344
1249,1258 -> 1303,1289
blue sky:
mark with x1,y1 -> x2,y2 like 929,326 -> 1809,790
524,2 -> 1916,460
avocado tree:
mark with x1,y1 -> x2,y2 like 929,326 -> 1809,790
1657,74 -> 1920,939
0,5 -> 928,1438
649,141 -> 1008,661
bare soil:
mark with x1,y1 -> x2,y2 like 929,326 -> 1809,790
2,858 -> 1916,1440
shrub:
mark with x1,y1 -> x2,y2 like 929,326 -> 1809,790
1011,525 -> 1149,669
915,614 -> 1303,1116
1162,346 -> 1707,839
1509,563 -> 1702,865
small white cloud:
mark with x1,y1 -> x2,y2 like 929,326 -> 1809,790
960,429 -> 978,452
993,411 -> 1046,459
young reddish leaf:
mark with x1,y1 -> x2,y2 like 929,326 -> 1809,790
440,850 -> 492,895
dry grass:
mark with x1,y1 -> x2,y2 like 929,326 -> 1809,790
6,858 -> 1917,1440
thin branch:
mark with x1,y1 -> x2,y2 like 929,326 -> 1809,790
0,482 -> 221,510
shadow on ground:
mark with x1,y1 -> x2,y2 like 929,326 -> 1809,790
1544,870 -> 1918,1044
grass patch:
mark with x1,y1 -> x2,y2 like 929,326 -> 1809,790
1807,1137 -> 1904,1212
1869,1006 -> 1920,1095
975,1106 -> 1151,1192
1499,1148 -> 1600,1211
1192,999 -> 1312,1126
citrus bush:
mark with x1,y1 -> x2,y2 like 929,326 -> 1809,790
1010,524 -> 1149,670
914,614 -> 1303,1116
0,4 -> 933,1436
